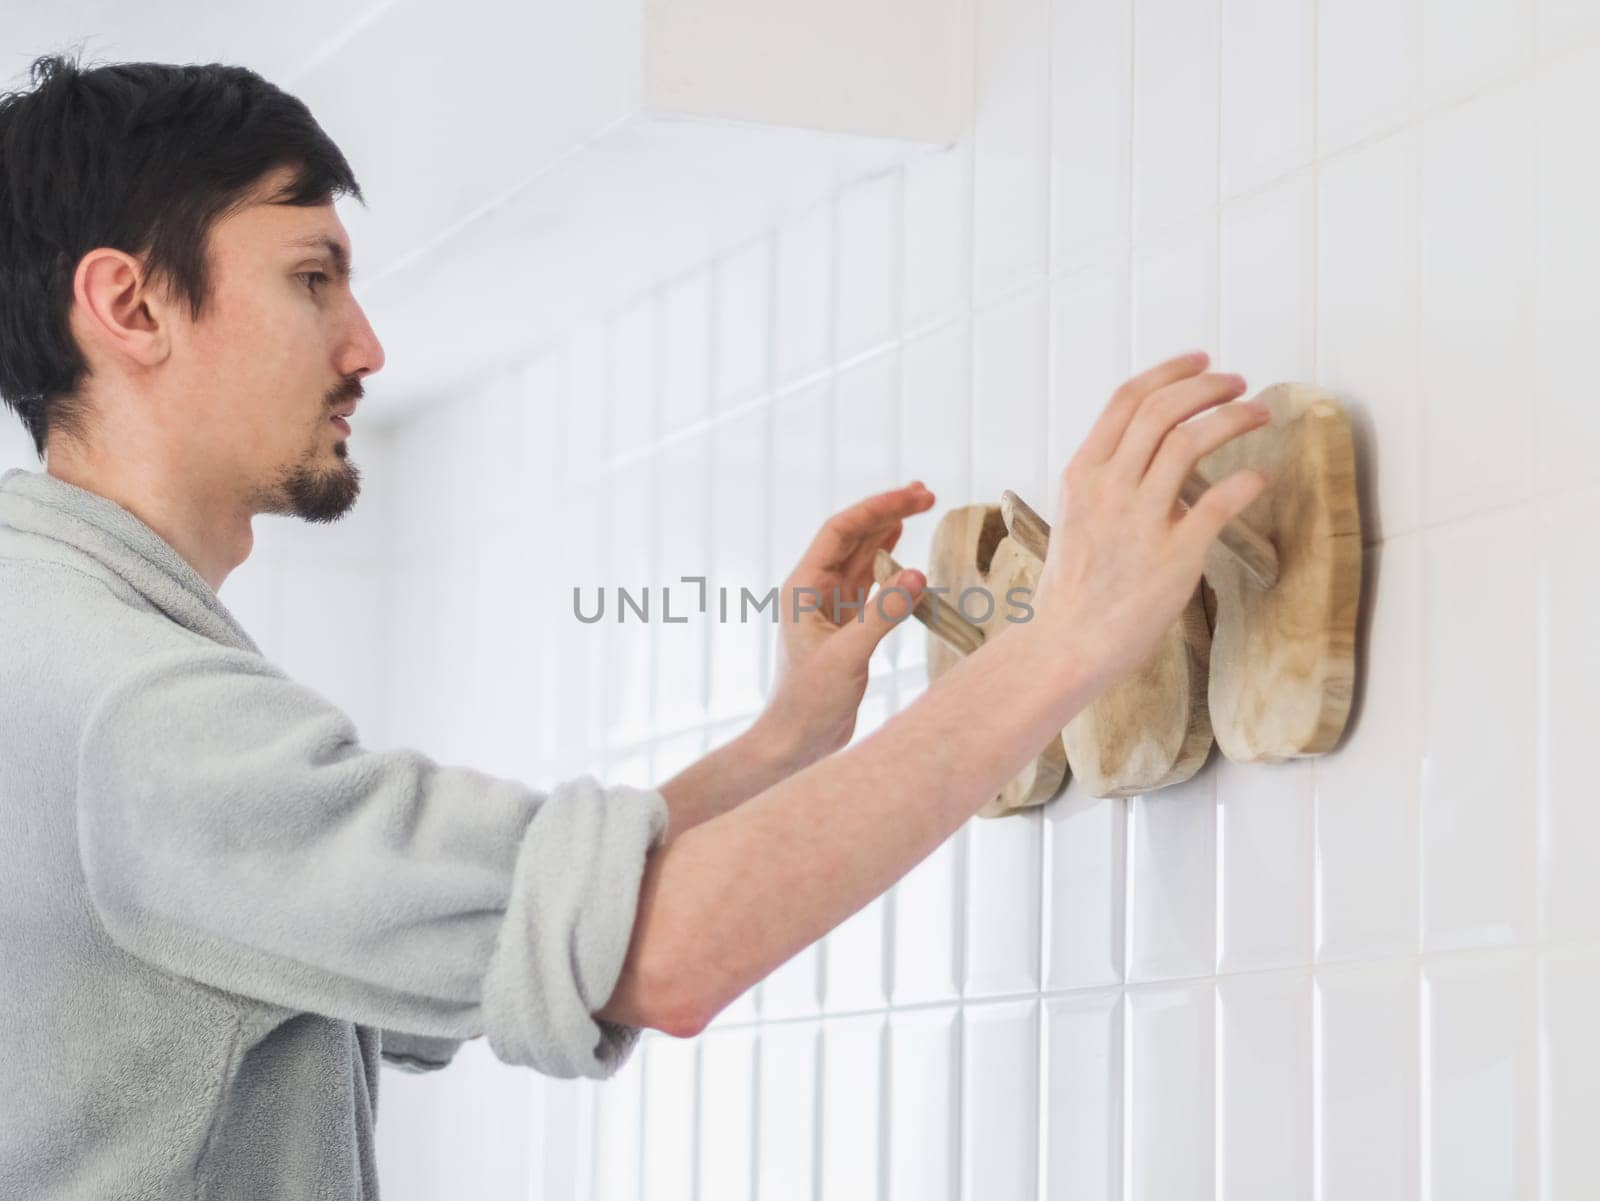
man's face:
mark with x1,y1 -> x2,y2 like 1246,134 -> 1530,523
162,163 -> 385,523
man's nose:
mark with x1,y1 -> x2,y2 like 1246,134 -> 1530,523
344,300 -> 385,378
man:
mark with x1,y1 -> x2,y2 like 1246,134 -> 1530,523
0,54 -> 1266,1200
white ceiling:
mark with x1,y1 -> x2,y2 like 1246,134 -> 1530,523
2,0 -> 952,427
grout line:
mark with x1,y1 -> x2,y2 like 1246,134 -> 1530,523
1311,971 -> 1325,1201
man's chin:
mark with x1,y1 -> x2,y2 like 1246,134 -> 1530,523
279,455 -> 361,523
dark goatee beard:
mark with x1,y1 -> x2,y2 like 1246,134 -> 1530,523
278,447 -> 361,523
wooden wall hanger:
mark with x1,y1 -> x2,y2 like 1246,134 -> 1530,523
1003,382 -> 1362,786
874,504 -> 1069,819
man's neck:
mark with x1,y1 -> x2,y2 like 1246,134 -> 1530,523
45,446 -> 254,594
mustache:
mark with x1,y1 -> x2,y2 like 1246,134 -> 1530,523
326,377 -> 364,410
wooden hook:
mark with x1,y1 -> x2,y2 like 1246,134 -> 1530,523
1000,479 -> 1280,591
872,548 -> 985,656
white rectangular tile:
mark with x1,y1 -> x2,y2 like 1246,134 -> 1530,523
1319,0 -> 1419,153
641,1035 -> 697,1201
1315,537 -> 1422,963
1220,0 -> 1314,197
1042,992 -> 1123,1201
1419,82 -> 1536,525
561,326 -> 607,488
1317,960 -> 1420,1201
714,238 -> 772,412
1540,490 -> 1600,941
838,171 -> 903,363
1129,982 -> 1214,1201
1128,773 -> 1217,983
775,203 -> 835,388
698,1027 -> 756,1201
1043,788 -> 1126,991
889,815 -> 963,1006
517,351 -> 564,512
1051,0 -> 1132,272
1050,263 -> 1131,473
758,1023 -> 819,1201
1536,48 -> 1600,492
820,1014 -> 886,1199
474,371 -> 529,528
661,270 -> 711,434
590,1047 -> 644,1201
964,806 -> 1043,997
605,461 -> 656,744
897,322 -> 972,671
1422,953 -> 1538,1201
709,404 -> 771,722
761,943 -> 823,1022
973,0 -> 1051,303
1217,758 -> 1313,974
902,143 -> 972,335
768,378 -> 834,690
834,352 -> 901,506
1218,970 -> 1312,1201
655,434 -> 710,730
1541,947 -> 1600,1201
972,285 -> 1050,508
554,485 -> 611,763
1219,172 -> 1315,387
1420,510 -> 1538,952
1422,0 -> 1535,105
961,1000 -> 1040,1201
888,1006 -> 958,1201
1132,215 -> 1218,371
1132,0 -> 1219,237
1316,128 -> 1421,542
610,295 -> 658,459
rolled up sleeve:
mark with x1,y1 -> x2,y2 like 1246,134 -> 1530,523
75,644 -> 669,1080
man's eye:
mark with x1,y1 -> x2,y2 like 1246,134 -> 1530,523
297,271 -> 328,291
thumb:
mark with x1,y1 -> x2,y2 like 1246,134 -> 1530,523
838,569 -> 926,659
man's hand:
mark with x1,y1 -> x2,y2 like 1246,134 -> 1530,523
753,482 -> 937,769
1031,349 -> 1270,691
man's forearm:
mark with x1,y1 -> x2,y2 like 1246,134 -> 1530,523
597,618 -> 1098,1036
655,722 -> 809,847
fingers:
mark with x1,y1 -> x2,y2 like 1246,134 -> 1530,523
830,569 -> 927,659
1140,400 -> 1270,515
1175,468 -> 1270,560
1074,350 -> 1210,465
841,519 -> 903,579
1112,372 -> 1249,484
796,482 -> 935,577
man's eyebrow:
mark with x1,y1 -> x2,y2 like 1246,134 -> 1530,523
284,235 -> 353,280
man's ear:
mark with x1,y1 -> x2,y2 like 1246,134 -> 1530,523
71,248 -> 171,370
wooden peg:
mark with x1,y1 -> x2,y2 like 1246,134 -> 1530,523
1000,479 -> 1279,590
872,549 -> 984,656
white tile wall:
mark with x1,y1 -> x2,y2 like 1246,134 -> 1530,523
119,0 -> 1592,1196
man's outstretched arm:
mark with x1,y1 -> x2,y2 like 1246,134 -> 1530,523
596,352 -> 1270,1036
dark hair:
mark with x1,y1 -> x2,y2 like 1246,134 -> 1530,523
0,51 -> 363,461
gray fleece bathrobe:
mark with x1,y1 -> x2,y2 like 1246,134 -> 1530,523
0,466 -> 670,1199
